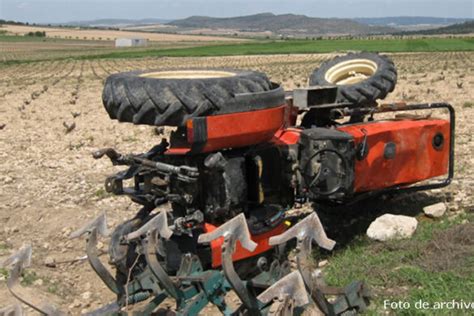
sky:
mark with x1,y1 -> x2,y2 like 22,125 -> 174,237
0,0 -> 473,23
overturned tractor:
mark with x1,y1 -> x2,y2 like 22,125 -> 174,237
1,53 -> 454,315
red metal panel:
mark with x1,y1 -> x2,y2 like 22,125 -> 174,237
188,105 -> 286,153
272,128 -> 302,145
204,222 -> 287,268
165,147 -> 191,155
338,119 -> 450,192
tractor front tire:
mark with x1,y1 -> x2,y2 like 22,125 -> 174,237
309,52 -> 397,106
102,69 -> 281,126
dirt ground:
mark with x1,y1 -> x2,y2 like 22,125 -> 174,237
0,52 -> 473,314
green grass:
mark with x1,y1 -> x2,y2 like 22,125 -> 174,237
0,267 -> 8,279
0,34 -> 104,43
20,270 -> 40,286
94,187 -> 112,200
0,34 -> 50,42
324,213 -> 474,315
80,37 -> 474,60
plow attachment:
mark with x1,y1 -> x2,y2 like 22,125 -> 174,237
1,212 -> 369,315
0,212 -> 370,315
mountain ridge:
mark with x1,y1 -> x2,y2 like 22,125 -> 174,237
354,16 -> 472,27
167,13 -> 394,35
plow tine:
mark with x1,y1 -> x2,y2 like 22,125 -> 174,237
69,212 -> 109,239
268,213 -> 336,315
198,213 -> 257,251
257,271 -> 309,308
69,213 -> 120,295
144,231 -> 182,304
0,304 -> 23,316
125,210 -> 172,241
268,213 -> 335,251
268,212 -> 371,315
2,247 -> 64,316
125,210 -> 183,304
86,227 -> 120,294
198,213 -> 260,315
1,245 -> 32,270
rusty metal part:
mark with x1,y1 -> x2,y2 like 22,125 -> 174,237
1,246 -> 64,316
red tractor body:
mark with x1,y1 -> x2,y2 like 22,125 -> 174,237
163,97 -> 453,268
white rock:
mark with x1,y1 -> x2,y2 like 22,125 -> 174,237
44,256 -> 56,267
318,260 -> 328,268
1,176 -> 14,184
81,291 -> 92,300
367,214 -> 418,241
423,202 -> 447,218
69,299 -> 81,309
33,279 -> 43,286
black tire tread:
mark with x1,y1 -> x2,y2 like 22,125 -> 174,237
309,52 -> 397,106
102,69 -> 276,126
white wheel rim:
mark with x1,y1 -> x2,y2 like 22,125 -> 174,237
139,70 -> 236,79
325,59 -> 378,85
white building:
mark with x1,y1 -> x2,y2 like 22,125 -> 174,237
115,37 -> 148,48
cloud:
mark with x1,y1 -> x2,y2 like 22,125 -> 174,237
16,2 -> 29,9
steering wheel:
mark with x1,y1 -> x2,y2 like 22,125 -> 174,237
303,148 -> 349,196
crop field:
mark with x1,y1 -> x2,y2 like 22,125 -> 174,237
0,51 -> 473,314
0,24 -> 249,63
2,24 -> 246,43
86,37 -> 474,59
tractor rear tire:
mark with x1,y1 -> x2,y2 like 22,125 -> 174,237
102,69 -> 281,126
309,52 -> 397,106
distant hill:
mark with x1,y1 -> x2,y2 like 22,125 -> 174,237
354,16 -> 472,27
168,13 -> 394,36
61,18 -> 172,27
398,21 -> 474,35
